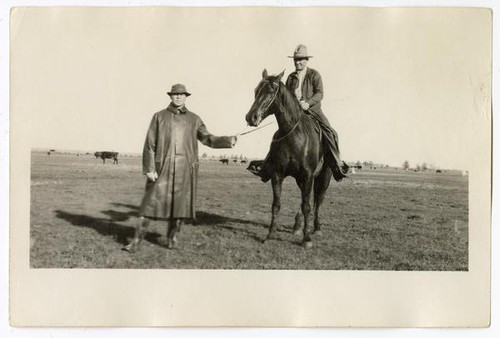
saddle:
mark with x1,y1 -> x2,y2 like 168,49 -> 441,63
247,111 -> 349,183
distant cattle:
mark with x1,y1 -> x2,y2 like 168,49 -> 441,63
219,159 -> 229,165
240,160 -> 248,164
95,151 -> 119,164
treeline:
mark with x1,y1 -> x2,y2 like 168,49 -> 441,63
348,160 -> 438,171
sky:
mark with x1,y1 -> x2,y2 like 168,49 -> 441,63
10,6 -> 491,169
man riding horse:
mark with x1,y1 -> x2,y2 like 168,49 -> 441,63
250,44 -> 349,182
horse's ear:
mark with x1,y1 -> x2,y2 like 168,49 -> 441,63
262,69 -> 268,79
276,69 -> 285,82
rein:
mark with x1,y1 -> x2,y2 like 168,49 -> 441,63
239,121 -> 274,136
272,113 -> 302,143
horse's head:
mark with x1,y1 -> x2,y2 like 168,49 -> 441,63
246,69 -> 285,127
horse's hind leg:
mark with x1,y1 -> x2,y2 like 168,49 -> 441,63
313,166 -> 332,235
297,177 -> 314,248
123,216 -> 151,252
264,176 -> 283,242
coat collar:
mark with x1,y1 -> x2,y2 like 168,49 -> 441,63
293,66 -> 311,76
167,103 -> 187,114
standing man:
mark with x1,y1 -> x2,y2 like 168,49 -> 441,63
124,84 -> 237,251
251,44 -> 348,182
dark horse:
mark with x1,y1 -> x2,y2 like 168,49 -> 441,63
95,151 -> 119,164
245,69 -> 334,248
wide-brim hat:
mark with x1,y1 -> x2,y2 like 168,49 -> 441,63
288,44 -> 313,59
167,83 -> 191,96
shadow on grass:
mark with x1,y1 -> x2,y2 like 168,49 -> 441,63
108,204 -> 270,229
55,210 -> 160,246
195,211 -> 267,227
108,202 -> 268,228
110,202 -> 140,211
112,204 -> 290,244
68,202 -> 293,245
196,211 -> 296,245
101,209 -> 139,222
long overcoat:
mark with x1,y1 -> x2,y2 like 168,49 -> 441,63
139,104 -> 233,219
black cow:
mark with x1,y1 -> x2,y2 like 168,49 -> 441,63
95,151 -> 119,164
219,159 -> 229,165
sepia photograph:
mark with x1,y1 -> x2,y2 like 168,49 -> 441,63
7,3 -> 492,328
22,6 -> 480,270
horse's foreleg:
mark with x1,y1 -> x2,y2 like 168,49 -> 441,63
123,216 -> 151,252
265,176 -> 283,242
312,200 -> 323,236
299,178 -> 314,248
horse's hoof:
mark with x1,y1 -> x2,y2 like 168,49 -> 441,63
122,242 -> 138,253
313,230 -> 323,237
293,230 -> 302,236
302,241 -> 313,249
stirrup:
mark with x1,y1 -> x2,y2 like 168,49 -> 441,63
248,168 -> 261,175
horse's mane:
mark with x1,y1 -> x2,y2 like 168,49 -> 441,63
277,81 -> 304,123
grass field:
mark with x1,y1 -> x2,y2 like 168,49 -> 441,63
30,151 -> 468,270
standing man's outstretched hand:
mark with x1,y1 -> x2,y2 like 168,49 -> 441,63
231,134 -> 239,147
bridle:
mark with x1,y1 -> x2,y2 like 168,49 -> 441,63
256,80 -> 302,143
255,79 -> 280,115
255,79 -> 302,143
